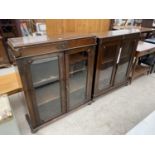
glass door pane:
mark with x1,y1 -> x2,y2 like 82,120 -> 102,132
114,40 -> 134,84
30,56 -> 62,122
67,51 -> 88,110
98,45 -> 118,90
114,60 -> 129,84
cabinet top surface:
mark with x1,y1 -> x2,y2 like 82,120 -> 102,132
113,26 -> 155,33
8,33 -> 96,49
136,41 -> 155,52
94,29 -> 141,39
8,29 -> 142,49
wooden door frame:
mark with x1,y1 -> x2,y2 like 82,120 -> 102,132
22,52 -> 66,128
64,46 -> 95,111
113,35 -> 139,86
93,38 -> 121,97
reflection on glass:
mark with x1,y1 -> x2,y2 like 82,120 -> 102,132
31,57 -> 59,87
30,56 -> 62,121
68,51 -> 88,110
115,62 -> 129,84
98,45 -> 117,90
99,66 -> 113,90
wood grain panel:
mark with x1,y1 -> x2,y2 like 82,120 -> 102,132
46,19 -> 63,35
0,72 -> 22,95
46,19 -> 111,36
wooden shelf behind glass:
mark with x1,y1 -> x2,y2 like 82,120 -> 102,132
37,70 -> 86,106
33,76 -> 59,88
70,54 -> 87,65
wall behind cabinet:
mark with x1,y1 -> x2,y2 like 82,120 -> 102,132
46,19 -> 111,36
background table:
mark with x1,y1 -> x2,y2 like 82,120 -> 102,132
145,38 -> 155,44
130,41 -> 155,82
0,68 -> 22,95
113,26 -> 155,40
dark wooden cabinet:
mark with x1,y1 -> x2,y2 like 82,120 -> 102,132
93,31 -> 139,97
0,20 -> 21,39
8,30 -> 141,132
114,35 -> 138,85
0,36 -> 9,67
94,37 -> 121,93
141,19 -> 154,28
0,19 -> 21,64
8,35 -> 96,131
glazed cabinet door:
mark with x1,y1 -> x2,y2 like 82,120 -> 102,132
65,47 -> 95,111
114,36 -> 138,85
94,39 -> 121,96
24,53 -> 66,126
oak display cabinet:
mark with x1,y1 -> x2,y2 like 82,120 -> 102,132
93,30 -> 140,97
8,34 -> 96,132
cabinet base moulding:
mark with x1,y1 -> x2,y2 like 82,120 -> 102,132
25,100 -> 92,133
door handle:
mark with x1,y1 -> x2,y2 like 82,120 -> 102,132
117,47 -> 122,64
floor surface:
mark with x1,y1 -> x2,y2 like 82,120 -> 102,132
127,110 -> 155,135
8,73 -> 155,135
